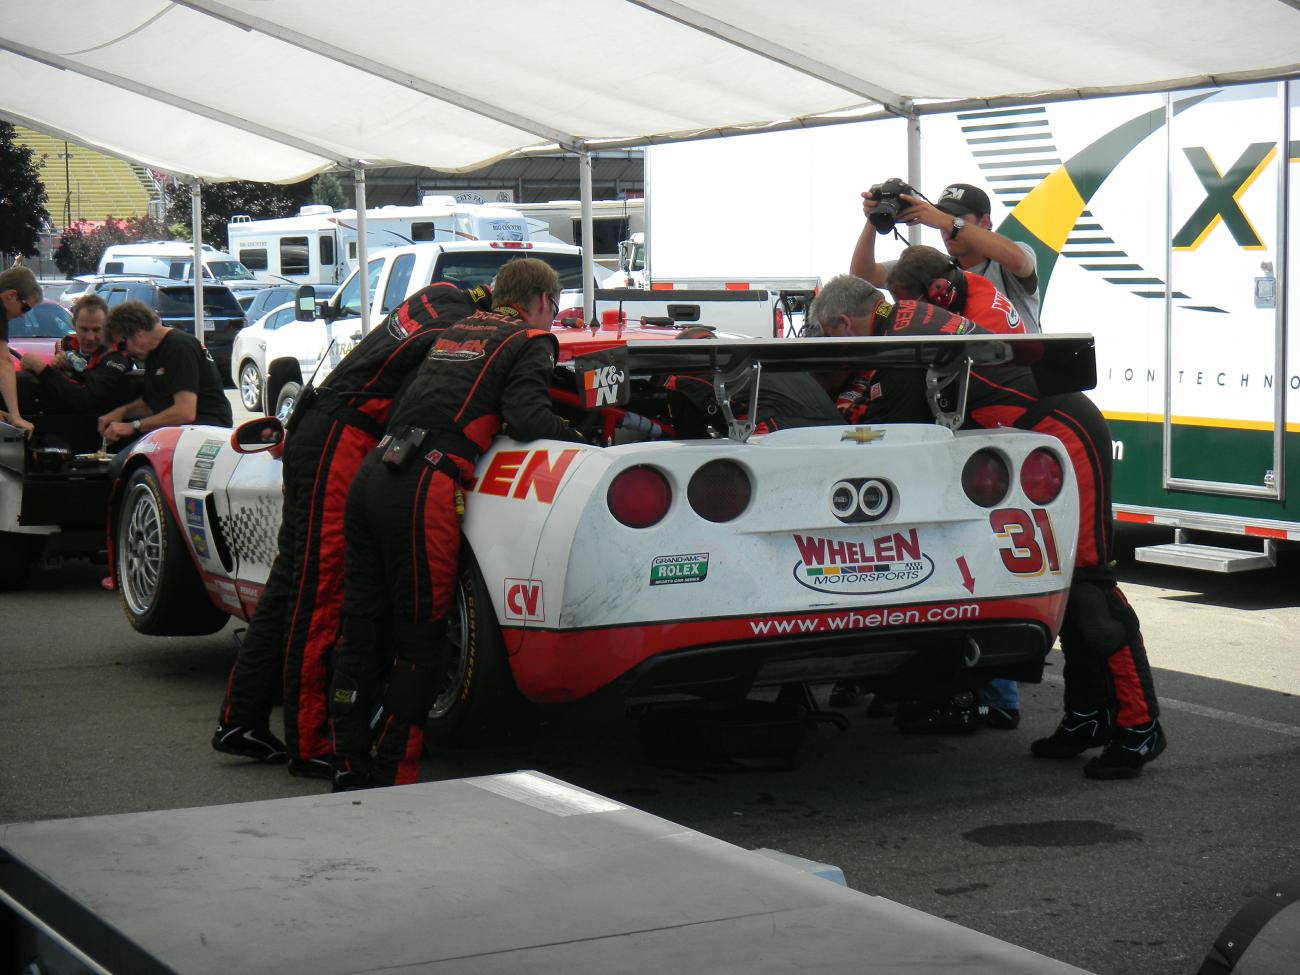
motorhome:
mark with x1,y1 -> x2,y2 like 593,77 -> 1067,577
97,241 -> 257,284
645,80 -> 1300,573
226,197 -> 533,285
511,199 -> 644,271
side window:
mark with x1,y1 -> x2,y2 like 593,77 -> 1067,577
319,236 -> 334,268
337,259 -> 384,317
380,254 -> 416,314
240,248 -> 269,271
280,237 -> 310,277
411,222 -> 435,242
104,262 -> 124,274
103,287 -> 127,307
129,284 -> 152,302
266,307 -> 294,331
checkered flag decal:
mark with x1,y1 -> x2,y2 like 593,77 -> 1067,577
219,494 -> 279,568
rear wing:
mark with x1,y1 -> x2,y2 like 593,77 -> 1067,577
573,333 -> 1096,440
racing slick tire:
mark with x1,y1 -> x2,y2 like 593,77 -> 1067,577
274,381 -> 301,425
238,359 -> 264,413
115,467 -> 227,636
425,549 -> 537,746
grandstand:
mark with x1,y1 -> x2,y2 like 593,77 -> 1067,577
16,126 -> 159,229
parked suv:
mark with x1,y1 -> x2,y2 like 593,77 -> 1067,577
92,277 -> 246,384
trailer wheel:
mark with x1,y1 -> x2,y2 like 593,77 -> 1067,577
425,550 -> 536,745
116,467 -> 227,636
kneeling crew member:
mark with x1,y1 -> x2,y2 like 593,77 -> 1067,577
328,258 -> 579,790
21,294 -> 133,415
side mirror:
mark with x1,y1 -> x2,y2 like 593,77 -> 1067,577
231,416 -> 285,456
294,284 -> 320,322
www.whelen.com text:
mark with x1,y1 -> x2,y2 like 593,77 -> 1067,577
749,603 -> 981,635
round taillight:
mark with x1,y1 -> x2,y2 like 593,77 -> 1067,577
1021,447 -> 1064,505
962,449 -> 1010,507
607,466 -> 672,528
687,459 -> 751,523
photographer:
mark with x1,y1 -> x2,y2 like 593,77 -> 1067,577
850,181 -> 1041,332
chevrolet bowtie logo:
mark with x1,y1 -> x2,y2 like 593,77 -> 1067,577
841,427 -> 886,444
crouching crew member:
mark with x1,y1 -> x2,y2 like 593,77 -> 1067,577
214,280 -> 493,777
21,294 -> 133,415
328,258 -> 579,791
808,275 -> 1166,779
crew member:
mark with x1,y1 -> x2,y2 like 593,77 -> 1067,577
99,300 -> 232,445
809,275 -> 1166,779
21,293 -> 133,414
0,266 -> 43,436
214,280 -> 494,777
852,182 -> 1040,332
328,258 -> 579,791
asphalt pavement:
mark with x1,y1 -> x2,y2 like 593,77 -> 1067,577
1,422 -> 1297,975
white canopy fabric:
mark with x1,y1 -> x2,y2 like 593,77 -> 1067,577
3,0 -> 1299,183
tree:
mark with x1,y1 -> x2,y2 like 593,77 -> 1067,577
165,179 -> 314,249
0,122 -> 52,260
309,172 -> 348,210
53,214 -> 173,276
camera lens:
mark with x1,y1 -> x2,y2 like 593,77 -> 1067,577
869,199 -> 903,233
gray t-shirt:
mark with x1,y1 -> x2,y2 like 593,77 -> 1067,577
882,240 -> 1041,333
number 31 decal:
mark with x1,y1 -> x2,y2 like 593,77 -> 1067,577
990,508 -> 1061,576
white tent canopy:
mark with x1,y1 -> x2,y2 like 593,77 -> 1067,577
3,0 -> 1299,183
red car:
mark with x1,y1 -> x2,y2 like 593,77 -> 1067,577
8,301 -> 74,367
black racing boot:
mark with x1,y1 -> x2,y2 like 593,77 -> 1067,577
1084,721 -> 1167,780
288,757 -> 335,780
1030,709 -> 1111,758
212,723 -> 288,763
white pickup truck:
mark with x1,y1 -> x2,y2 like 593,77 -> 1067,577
262,240 -> 584,418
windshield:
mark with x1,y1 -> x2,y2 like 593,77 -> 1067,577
432,251 -> 584,290
207,260 -> 256,281
10,304 -> 74,339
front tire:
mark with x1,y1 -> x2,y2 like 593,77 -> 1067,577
274,381 -> 301,425
425,551 -> 536,745
116,467 -> 227,635
238,360 -> 263,412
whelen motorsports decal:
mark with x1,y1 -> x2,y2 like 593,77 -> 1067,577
649,552 -> 709,586
791,528 -> 934,594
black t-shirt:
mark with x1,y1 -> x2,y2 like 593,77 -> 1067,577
1,303 -> 10,342
143,329 -> 233,427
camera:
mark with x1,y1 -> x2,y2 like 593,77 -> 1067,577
867,178 -> 918,233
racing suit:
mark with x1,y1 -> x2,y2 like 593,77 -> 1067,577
835,298 -> 1160,732
220,283 -> 492,769
37,335 -> 133,414
328,307 -> 576,786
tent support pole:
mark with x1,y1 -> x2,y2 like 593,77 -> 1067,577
580,151 -> 595,325
906,115 -> 922,246
354,165 -> 370,333
191,181 -> 205,341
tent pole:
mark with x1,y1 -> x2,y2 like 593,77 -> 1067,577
354,165 -> 370,333
906,115 -> 922,246
191,181 -> 204,341
580,151 -> 595,326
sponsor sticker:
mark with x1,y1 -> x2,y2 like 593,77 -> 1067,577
194,458 -> 214,471
184,496 -> 205,528
650,552 -> 709,586
189,526 -> 210,558
791,528 -> 935,595
504,578 -> 545,622
188,466 -> 212,490
574,349 -> 630,407
197,439 -> 222,459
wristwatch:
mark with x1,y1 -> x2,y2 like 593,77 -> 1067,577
948,216 -> 966,241
131,419 -> 142,432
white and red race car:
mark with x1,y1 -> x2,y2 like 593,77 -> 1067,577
107,325 -> 1093,742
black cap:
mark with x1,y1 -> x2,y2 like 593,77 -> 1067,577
935,183 -> 990,218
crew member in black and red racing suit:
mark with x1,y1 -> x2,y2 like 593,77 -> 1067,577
328,258 -> 580,790
213,281 -> 493,776
808,274 -> 1167,779
19,293 -> 133,415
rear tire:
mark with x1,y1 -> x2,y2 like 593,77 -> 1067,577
116,467 -> 227,636
274,381 -> 301,425
425,550 -> 536,745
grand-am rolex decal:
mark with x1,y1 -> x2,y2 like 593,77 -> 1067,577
196,440 -> 222,460
649,553 -> 709,586
791,528 -> 934,594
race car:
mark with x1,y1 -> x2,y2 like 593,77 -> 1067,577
107,324 -> 1094,742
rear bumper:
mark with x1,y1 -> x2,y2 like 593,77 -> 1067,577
503,590 -> 1066,704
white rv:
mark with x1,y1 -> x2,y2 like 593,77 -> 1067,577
97,241 -> 257,284
511,199 -> 644,271
647,80 -> 1300,573
226,197 -> 533,285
